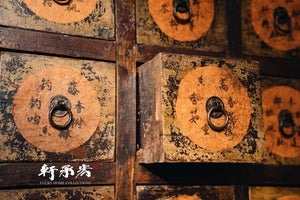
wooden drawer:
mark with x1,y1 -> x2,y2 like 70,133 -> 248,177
0,52 -> 115,162
0,186 -> 114,199
136,0 -> 226,52
137,185 -> 234,200
249,186 -> 300,200
0,0 -> 115,39
137,53 -> 265,163
241,0 -> 300,58
261,76 -> 300,165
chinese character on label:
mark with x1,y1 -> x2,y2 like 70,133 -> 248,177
38,164 -> 58,181
76,164 -> 93,178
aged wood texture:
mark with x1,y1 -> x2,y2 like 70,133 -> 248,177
0,52 -> 115,161
261,77 -> 300,165
136,0 -> 226,52
249,187 -> 300,200
137,53 -> 266,163
148,0 -> 214,41
241,0 -> 300,58
0,26 -> 116,61
0,0 -> 114,39
0,186 -> 114,199
115,0 -> 136,199
0,162 -> 115,187
136,185 -> 234,200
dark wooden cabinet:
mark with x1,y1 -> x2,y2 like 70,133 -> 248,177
0,0 -> 299,199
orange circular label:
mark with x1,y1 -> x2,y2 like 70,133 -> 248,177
176,66 -> 251,152
251,0 -> 300,51
148,0 -> 214,41
278,195 -> 300,200
262,86 -> 300,158
12,67 -> 101,153
22,0 -> 97,23
173,195 -> 202,200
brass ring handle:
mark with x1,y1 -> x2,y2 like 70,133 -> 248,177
53,0 -> 72,5
49,102 -> 72,130
274,6 -> 292,34
207,106 -> 229,132
173,0 -> 192,24
278,109 -> 296,139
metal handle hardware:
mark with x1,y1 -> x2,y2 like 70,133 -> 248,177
173,0 -> 192,24
49,95 -> 72,130
274,6 -> 292,35
278,109 -> 296,139
206,96 -> 229,132
53,0 -> 72,5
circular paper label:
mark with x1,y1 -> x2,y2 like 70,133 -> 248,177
262,86 -> 300,158
251,0 -> 300,51
22,0 -> 97,23
277,195 -> 300,200
176,66 -> 251,152
173,196 -> 202,200
148,0 -> 214,41
12,67 -> 101,153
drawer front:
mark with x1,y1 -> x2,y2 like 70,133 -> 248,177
0,0 -> 115,39
136,0 -> 226,52
261,76 -> 300,165
137,185 -> 234,200
137,53 -> 265,163
242,0 -> 300,58
0,52 -> 115,162
0,186 -> 114,200
249,187 -> 300,200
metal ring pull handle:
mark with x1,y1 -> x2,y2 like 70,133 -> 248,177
53,0 -> 72,5
207,106 -> 229,132
49,101 -> 72,130
274,7 -> 292,34
278,109 -> 296,139
173,0 -> 192,24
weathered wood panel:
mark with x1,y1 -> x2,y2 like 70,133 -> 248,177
136,185 -> 234,200
115,0 -> 137,198
249,186 -> 300,200
137,53 -> 266,163
136,0 -> 226,52
0,26 -> 116,61
0,186 -> 114,199
261,76 -> 300,165
241,0 -> 300,58
0,52 -> 115,162
0,0 -> 115,39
